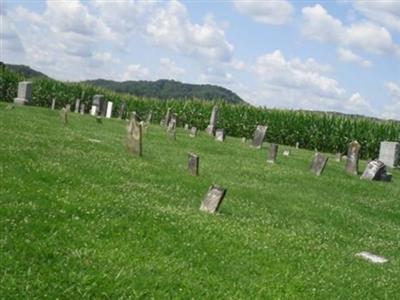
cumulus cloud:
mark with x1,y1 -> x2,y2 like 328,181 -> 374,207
121,64 -> 151,81
354,0 -> 400,32
343,92 -> 373,115
233,0 -> 294,25
199,67 -> 233,85
382,81 -> 400,120
337,48 -> 372,67
159,58 -> 185,79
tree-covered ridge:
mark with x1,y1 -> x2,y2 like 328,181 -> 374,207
2,62 -> 48,79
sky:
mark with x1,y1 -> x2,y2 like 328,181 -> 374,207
1,0 -> 400,120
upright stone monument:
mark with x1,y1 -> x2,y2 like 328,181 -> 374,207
59,107 -> 68,125
378,142 -> 400,168
65,104 -> 71,112
241,137 -> 246,143
296,142 -> 299,149
252,125 -> 268,149
162,108 -> 171,127
118,101 -> 126,119
184,124 -> 189,131
361,160 -> 391,181
188,153 -> 199,176
106,101 -> 113,118
267,144 -> 278,163
206,106 -> 219,136
127,112 -> 142,156
335,152 -> 341,162
145,111 -> 152,124
200,185 -> 227,214
189,127 -> 197,137
51,98 -> 56,110
14,81 -> 32,105
215,129 -> 225,142
346,141 -> 361,175
167,113 -> 177,139
80,104 -> 85,115
92,94 -> 105,116
310,153 -> 329,176
74,99 -> 80,113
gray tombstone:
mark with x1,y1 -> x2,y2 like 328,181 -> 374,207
189,127 -> 197,137
118,101 -> 126,119
283,149 -> 290,156
59,107 -> 68,125
80,104 -> 85,115
241,137 -> 246,143
74,99 -> 80,113
335,152 -> 341,162
378,142 -> 400,168
310,153 -> 329,176
267,143 -> 278,163
296,142 -> 299,149
200,185 -> 227,214
65,104 -> 71,112
184,124 -> 189,131
167,113 -> 177,139
361,160 -> 391,181
127,112 -> 142,156
162,108 -> 171,127
51,98 -> 56,110
215,129 -> 225,142
14,81 -> 32,105
92,94 -> 105,116
252,125 -> 267,149
346,141 -> 361,175
188,153 -> 199,176
206,106 -> 219,136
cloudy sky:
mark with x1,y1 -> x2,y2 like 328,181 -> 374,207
1,0 -> 400,120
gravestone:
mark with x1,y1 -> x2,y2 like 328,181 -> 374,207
14,81 -> 32,105
65,104 -> 71,112
215,129 -> 225,142
80,104 -> 85,115
310,153 -> 329,176
200,185 -> 227,214
378,141 -> 400,168
126,112 -> 142,156
296,142 -> 299,149
206,105 -> 219,136
188,153 -> 199,176
361,160 -> 391,181
283,149 -> 290,156
189,127 -> 197,137
252,125 -> 267,149
163,108 -> 171,127
184,124 -> 189,131
167,113 -> 177,139
118,101 -> 126,119
267,144 -> 278,163
146,111 -> 152,124
74,99 -> 80,113
335,152 -> 341,162
106,101 -> 113,118
59,107 -> 68,125
51,98 -> 56,110
92,94 -> 105,116
90,105 -> 98,116
241,137 -> 246,143
346,141 -> 361,175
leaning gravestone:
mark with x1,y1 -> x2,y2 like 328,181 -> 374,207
80,104 -> 85,115
127,112 -> 142,156
361,160 -> 391,181
188,153 -> 199,176
51,98 -> 56,110
59,107 -> 68,125
252,125 -> 267,149
189,127 -> 197,137
346,141 -> 361,175
206,105 -> 219,136
14,81 -> 32,105
200,185 -> 227,214
378,141 -> 400,168
74,99 -> 80,113
267,144 -> 278,163
310,153 -> 329,176
167,113 -> 177,139
215,129 -> 225,142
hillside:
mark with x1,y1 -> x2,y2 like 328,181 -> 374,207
1,103 -> 400,298
83,78 -> 245,103
2,62 -> 48,78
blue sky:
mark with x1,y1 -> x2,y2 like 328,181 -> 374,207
1,0 -> 399,120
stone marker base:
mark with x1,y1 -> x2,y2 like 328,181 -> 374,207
13,98 -> 27,105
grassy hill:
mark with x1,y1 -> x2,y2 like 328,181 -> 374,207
1,102 -> 400,298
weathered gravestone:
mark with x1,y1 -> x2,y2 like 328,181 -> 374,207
74,99 -> 80,113
241,137 -> 246,143
146,111 -> 152,124
361,160 -> 391,181
162,108 -> 171,127
206,106 -> 219,136
126,112 -> 142,156
51,98 -> 56,110
346,141 -> 361,175
335,152 -> 341,162
14,81 -> 32,105
310,153 -> 329,176
188,153 -> 199,176
92,94 -> 105,116
106,101 -> 113,118
65,104 -> 71,112
200,185 -> 227,214
267,143 -> 278,163
59,107 -> 68,125
184,124 -> 189,131
189,127 -> 197,137
296,142 -> 299,149
167,113 -> 177,139
80,104 -> 85,115
90,105 -> 98,116
283,149 -> 290,156
378,142 -> 400,168
215,129 -> 225,142
252,125 -> 267,149
118,101 -> 126,119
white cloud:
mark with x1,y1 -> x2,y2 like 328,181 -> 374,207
344,92 -> 373,115
382,81 -> 400,120
337,48 -> 372,67
199,67 -> 233,85
159,58 -> 185,79
354,0 -> 400,32
122,64 -> 151,81
233,0 -> 294,25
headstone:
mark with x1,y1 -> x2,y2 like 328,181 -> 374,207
145,111 -> 152,124
215,129 -> 225,142
189,127 -> 197,137
267,143 -> 278,163
118,101 -> 126,119
167,113 -> 177,139
65,104 -> 71,112
74,99 -> 80,113
241,137 -> 246,143
92,94 -> 105,116
361,160 -> 391,181
283,149 -> 290,156
59,107 -> 68,125
335,152 -> 341,162
126,112 -> 142,156
162,108 -> 171,127
184,124 -> 189,131
251,125 -> 268,149
80,104 -> 85,115
51,98 -> 56,110
106,101 -> 113,118
206,106 -> 219,136
310,153 -> 329,176
296,142 -> 299,149
378,141 -> 400,168
13,81 -> 32,105
90,105 -> 98,116
188,153 -> 199,176
346,141 -> 361,175
200,185 -> 227,214
355,251 -> 388,264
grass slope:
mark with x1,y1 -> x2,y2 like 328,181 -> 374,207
1,102 -> 399,299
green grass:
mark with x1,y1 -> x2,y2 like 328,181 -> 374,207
1,102 -> 400,299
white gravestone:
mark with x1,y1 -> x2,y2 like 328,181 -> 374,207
379,142 -> 400,168
106,101 -> 113,118
14,81 -> 32,105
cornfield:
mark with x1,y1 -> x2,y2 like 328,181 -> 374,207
1,67 -> 399,159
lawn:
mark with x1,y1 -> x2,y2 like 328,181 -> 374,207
1,102 -> 399,299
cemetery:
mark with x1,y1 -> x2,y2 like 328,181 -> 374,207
1,95 -> 400,298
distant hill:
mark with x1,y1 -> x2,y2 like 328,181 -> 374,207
3,63 -> 48,78
83,79 -> 245,104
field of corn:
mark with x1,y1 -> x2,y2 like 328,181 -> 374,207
1,66 -> 399,159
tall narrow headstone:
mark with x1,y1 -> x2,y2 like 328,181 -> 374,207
378,142 -> 400,168
167,113 -> 177,139
74,99 -> 80,113
310,153 -> 329,176
51,98 -> 56,110
335,152 -> 341,162
59,107 -> 68,125
346,141 -> 361,175
106,101 -> 113,118
189,127 -> 197,137
188,153 -> 199,176
13,81 -> 32,105
163,108 -> 171,127
80,104 -> 85,115
127,112 -> 142,156
184,124 -> 189,131
65,104 -> 71,112
296,142 -> 299,149
118,101 -> 126,119
241,137 -> 246,143
252,125 -> 268,149
361,160 -> 391,181
206,106 -> 219,136
200,185 -> 227,214
90,106 -> 98,116
92,94 -> 105,116
267,144 -> 278,163
146,111 -> 152,124
215,129 -> 225,142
